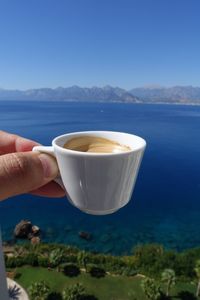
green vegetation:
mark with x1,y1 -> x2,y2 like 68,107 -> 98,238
88,265 -> 106,278
161,269 -> 176,297
194,260 -> 200,297
28,281 -> 50,300
62,263 -> 80,277
13,266 -> 144,300
141,277 -> 161,300
77,251 -> 89,273
62,283 -> 85,300
4,242 -> 200,299
49,248 -> 64,268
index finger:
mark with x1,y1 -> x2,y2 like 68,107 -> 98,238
0,130 -> 40,155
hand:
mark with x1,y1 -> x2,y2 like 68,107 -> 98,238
0,130 -> 65,201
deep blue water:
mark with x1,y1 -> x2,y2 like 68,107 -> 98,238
0,100 -> 200,255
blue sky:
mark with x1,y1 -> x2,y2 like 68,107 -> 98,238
0,0 -> 200,90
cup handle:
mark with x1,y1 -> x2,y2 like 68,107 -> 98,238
32,145 -> 65,190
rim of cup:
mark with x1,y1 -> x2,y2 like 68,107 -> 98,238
52,131 -> 146,157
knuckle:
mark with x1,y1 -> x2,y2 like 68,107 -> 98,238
2,153 -> 29,179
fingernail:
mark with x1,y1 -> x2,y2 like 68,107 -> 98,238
39,154 -> 59,178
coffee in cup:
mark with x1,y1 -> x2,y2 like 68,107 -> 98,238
63,136 -> 131,153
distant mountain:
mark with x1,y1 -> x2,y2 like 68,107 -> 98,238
1,85 -> 200,104
0,86 -> 140,103
129,86 -> 200,104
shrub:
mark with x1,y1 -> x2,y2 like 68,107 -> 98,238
133,244 -> 165,277
6,257 -> 24,268
63,254 -> 77,264
85,254 -> 102,265
62,283 -> 85,300
141,277 -> 161,300
28,281 -> 50,300
99,256 -> 127,274
38,256 -> 49,268
47,292 -> 63,300
88,265 -> 106,278
23,252 -> 39,266
62,263 -> 80,277
49,248 -> 64,267
80,296 -> 98,300
177,291 -> 197,300
122,267 -> 138,276
175,252 -> 196,279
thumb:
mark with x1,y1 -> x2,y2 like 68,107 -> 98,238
0,151 -> 59,201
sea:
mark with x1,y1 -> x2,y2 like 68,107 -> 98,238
0,100 -> 200,255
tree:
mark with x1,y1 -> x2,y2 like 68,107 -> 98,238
194,260 -> 200,297
77,251 -> 89,272
141,277 -> 161,300
62,283 -> 85,300
28,281 -> 50,300
161,268 -> 176,297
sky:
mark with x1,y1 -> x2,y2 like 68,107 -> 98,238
0,0 -> 200,90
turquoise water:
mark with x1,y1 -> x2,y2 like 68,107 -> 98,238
0,101 -> 200,254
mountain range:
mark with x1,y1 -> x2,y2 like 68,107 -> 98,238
0,85 -> 200,104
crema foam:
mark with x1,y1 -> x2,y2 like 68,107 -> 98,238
63,136 -> 131,153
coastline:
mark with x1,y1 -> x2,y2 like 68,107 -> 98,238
1,99 -> 200,106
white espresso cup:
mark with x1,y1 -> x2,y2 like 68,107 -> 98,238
33,131 -> 146,215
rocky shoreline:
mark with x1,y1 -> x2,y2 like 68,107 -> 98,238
3,220 -> 93,250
